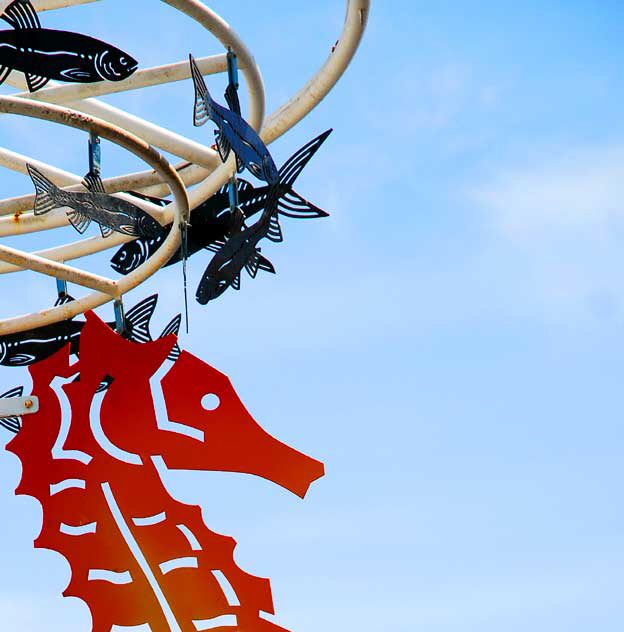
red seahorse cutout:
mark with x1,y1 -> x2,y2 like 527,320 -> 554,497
6,311 -> 324,632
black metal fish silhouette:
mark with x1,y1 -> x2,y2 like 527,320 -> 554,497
0,295 -> 180,367
190,53 -> 279,184
0,386 -> 24,434
110,129 -> 332,275
195,186 -> 284,304
0,0 -> 138,92
27,164 -> 165,239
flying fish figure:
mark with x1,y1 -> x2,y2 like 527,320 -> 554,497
190,53 -> 279,184
27,164 -> 165,240
110,129 -> 333,275
195,187 -> 284,304
0,0 -> 138,92
0,295 -> 180,368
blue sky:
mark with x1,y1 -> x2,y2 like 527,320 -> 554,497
0,1 -> 624,631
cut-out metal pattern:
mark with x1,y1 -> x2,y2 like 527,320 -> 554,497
0,0 -> 138,93
195,187 -> 281,304
190,53 -> 279,184
5,311 -> 323,630
0,294 -> 180,367
28,164 -> 166,239
110,129 -> 333,276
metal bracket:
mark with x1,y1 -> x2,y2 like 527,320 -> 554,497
114,298 -> 125,334
89,131 -> 101,176
0,396 -> 39,417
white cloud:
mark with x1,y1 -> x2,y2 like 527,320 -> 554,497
469,144 -> 624,321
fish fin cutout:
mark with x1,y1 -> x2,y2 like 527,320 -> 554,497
0,386 -> 24,399
236,155 -> 245,173
127,190 -> 171,207
0,64 -> 11,87
214,129 -> 231,163
0,416 -> 20,433
205,237 -> 227,253
95,375 -> 114,393
54,293 -> 75,307
160,314 -> 182,361
278,189 -> 330,218
190,54 -> 211,126
266,213 -> 284,243
7,354 -> 35,366
82,172 -> 106,193
244,250 -> 260,278
247,161 -> 264,181
257,254 -> 276,274
224,83 -> 241,115
1,0 -> 41,30
231,273 -> 241,290
124,294 -> 157,344
278,128 -> 332,188
25,72 -> 49,93
99,223 -> 114,238
66,209 -> 91,234
27,164 -> 58,215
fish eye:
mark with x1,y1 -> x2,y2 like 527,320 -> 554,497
120,57 -> 127,65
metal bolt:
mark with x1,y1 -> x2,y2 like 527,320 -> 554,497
24,399 -> 33,409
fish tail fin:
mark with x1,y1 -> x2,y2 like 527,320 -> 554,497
159,314 -> 182,361
277,190 -> 330,219
190,53 -> 212,126
27,164 -> 59,215
278,129 -> 332,188
2,0 -> 41,30
0,385 -> 24,434
124,294 -> 157,344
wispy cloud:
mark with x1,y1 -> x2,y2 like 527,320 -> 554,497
469,144 -> 624,321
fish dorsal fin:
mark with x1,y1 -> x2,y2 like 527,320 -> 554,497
244,249 -> 260,279
278,190 -> 330,219
2,0 -> 41,30
257,253 -> 276,274
214,129 -> 231,163
25,72 -> 49,93
66,209 -> 91,234
99,223 -> 114,238
82,172 -> 106,193
205,237 -> 227,254
190,54 -> 211,127
278,128 -> 332,188
266,212 -> 284,243
231,273 -> 241,291
159,314 -> 182,362
124,294 -> 157,344
54,293 -> 75,307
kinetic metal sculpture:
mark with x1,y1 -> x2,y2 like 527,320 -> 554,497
28,164 -> 166,239
0,1 -> 370,629
0,294 -> 180,367
111,130 -> 333,287
6,312 -> 323,631
0,0 -> 138,92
